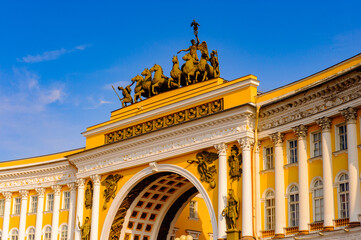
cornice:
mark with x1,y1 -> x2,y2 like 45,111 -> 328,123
82,78 -> 259,137
70,105 -> 256,178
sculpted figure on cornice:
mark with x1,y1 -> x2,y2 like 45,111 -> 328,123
187,151 -> 218,189
85,181 -> 93,209
228,145 -> 242,183
222,189 -> 240,230
79,216 -> 91,240
115,20 -> 221,108
259,71 -> 361,131
101,174 -> 123,210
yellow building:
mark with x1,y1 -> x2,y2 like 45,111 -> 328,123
1,50 -> 361,240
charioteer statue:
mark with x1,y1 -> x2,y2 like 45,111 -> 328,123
115,20 -> 221,108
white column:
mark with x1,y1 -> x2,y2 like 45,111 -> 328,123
239,137 -> 254,238
270,132 -> 285,237
316,117 -> 334,230
75,179 -> 85,240
341,107 -> 361,225
255,142 -> 262,237
67,183 -> 77,240
214,143 -> 228,240
35,187 -> 45,240
51,185 -> 62,240
1,192 -> 12,240
19,190 -> 29,240
90,175 -> 101,240
293,125 -> 310,234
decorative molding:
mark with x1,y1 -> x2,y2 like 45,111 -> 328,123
292,124 -> 308,139
90,174 -> 101,185
316,117 -> 332,132
149,162 -> 159,172
67,183 -> 77,191
19,189 -> 29,199
35,187 -> 46,197
238,136 -> 254,151
214,142 -> 227,155
51,185 -> 62,195
283,162 -> 298,169
76,178 -> 85,188
270,132 -> 284,147
105,99 -> 224,144
340,107 -> 357,124
2,191 -> 12,200
259,71 -> 361,131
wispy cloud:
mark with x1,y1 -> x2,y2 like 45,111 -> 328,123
17,44 -> 91,63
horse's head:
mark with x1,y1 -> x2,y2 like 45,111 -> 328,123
150,64 -> 160,72
172,55 -> 178,64
182,53 -> 192,61
132,75 -> 143,82
141,68 -> 150,76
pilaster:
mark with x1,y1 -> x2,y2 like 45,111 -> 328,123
67,183 -> 77,240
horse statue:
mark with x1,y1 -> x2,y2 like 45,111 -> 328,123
141,68 -> 153,98
169,55 -> 182,87
131,75 -> 145,103
181,53 -> 197,86
195,41 -> 215,82
150,64 -> 168,95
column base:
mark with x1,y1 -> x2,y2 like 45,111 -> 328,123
273,234 -> 285,239
225,230 -> 240,240
241,236 -> 255,240
349,221 -> 360,228
297,230 -> 309,235
322,226 -> 334,231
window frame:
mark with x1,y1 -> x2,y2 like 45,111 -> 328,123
13,197 -> 21,215
335,123 -> 347,151
310,131 -> 322,158
189,200 -> 198,220
27,227 -> 35,240
29,195 -> 38,213
287,139 -> 298,164
60,224 -> 68,240
0,198 -> 4,216
337,172 -> 349,219
263,146 -> 274,170
264,190 -> 275,230
46,193 -> 54,212
10,229 -> 19,240
287,185 -> 299,227
62,191 -> 71,210
43,226 -> 52,240
311,178 -> 324,222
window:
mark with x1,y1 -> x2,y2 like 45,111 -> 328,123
10,229 -> 18,240
0,199 -> 4,216
289,186 -> 299,227
313,179 -> 324,222
338,124 -> 347,150
30,196 -> 38,213
60,225 -> 68,240
288,140 -> 297,164
63,191 -> 71,209
47,194 -> 54,211
189,200 -> 198,219
14,197 -> 21,214
27,228 -> 35,240
265,191 -> 275,230
44,226 -> 51,240
264,147 -> 274,169
339,173 -> 349,219
312,132 -> 322,157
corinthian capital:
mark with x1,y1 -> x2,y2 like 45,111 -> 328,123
214,143 -> 227,155
76,178 -> 85,188
35,187 -> 46,197
292,125 -> 308,140
90,174 -> 101,185
67,183 -> 77,191
316,117 -> 332,132
238,137 -> 254,151
340,107 -> 357,124
51,185 -> 62,195
270,132 -> 284,147
19,189 -> 29,199
2,191 -> 12,200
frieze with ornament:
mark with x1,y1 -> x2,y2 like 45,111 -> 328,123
105,99 -> 223,144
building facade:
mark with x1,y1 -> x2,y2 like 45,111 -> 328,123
1,53 -> 361,240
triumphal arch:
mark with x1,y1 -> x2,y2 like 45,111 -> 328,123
2,21 -> 361,240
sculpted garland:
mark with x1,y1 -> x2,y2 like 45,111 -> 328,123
115,20 -> 220,108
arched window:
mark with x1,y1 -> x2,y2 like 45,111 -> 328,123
313,179 -> 324,222
10,229 -> 19,240
289,185 -> 299,227
28,228 -> 35,240
265,191 -> 275,230
338,173 -> 349,219
44,226 -> 52,240
60,225 -> 68,240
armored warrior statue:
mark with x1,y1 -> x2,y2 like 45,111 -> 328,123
190,19 -> 200,38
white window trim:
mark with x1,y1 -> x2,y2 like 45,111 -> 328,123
59,223 -> 68,240
286,183 -> 299,227
310,176 -> 324,222
12,197 -> 21,215
26,227 -> 36,240
335,123 -> 347,151
42,225 -> 52,240
334,170 -> 349,219
62,191 -> 70,210
0,198 -> 5,216
9,227 -> 19,240
29,195 -> 38,214
262,188 -> 275,230
263,146 -> 274,170
310,131 -> 322,158
45,193 -> 54,212
188,200 -> 198,220
287,139 -> 298,164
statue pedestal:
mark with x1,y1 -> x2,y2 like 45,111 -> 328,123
226,229 -> 240,240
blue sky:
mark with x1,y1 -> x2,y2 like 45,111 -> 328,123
1,1 -> 361,161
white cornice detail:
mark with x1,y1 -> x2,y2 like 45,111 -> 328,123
0,158 -> 68,171
70,105 -> 256,178
82,78 -> 259,137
